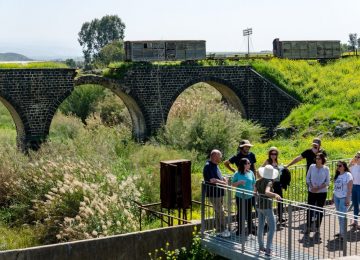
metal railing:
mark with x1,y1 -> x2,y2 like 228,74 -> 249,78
200,182 -> 360,259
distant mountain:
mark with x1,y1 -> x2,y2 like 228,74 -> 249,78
0,52 -> 32,61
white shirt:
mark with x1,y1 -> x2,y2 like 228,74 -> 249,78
306,164 -> 330,193
334,172 -> 353,198
350,164 -> 360,185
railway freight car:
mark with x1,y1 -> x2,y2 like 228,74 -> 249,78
124,40 -> 206,62
273,38 -> 341,60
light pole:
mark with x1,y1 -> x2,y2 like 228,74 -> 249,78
243,28 -> 253,57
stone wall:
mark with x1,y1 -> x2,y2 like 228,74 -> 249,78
0,223 -> 200,260
0,69 -> 75,150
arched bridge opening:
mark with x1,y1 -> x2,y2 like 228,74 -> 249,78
166,77 -> 247,119
0,95 -> 26,149
74,76 -> 147,141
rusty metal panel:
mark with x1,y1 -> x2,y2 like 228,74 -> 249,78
160,160 -> 192,209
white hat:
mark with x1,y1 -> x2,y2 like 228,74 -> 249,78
258,165 -> 279,180
239,139 -> 253,148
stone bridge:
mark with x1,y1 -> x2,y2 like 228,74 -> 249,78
0,66 -> 299,150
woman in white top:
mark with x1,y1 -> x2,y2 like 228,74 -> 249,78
332,161 -> 353,239
304,153 -> 330,243
350,151 -> 360,228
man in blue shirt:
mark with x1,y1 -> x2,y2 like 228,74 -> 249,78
203,149 -> 229,236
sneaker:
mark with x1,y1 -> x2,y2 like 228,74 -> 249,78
299,233 -> 310,243
351,225 -> 359,231
313,232 -> 322,244
220,230 -> 231,238
265,248 -> 273,257
259,247 -> 266,254
278,218 -> 287,224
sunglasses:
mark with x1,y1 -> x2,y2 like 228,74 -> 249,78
270,153 -> 278,156
337,164 -> 343,167
356,156 -> 360,159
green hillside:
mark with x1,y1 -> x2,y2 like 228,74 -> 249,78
251,57 -> 360,137
0,53 -> 32,61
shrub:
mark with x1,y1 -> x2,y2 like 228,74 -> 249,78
156,102 -> 263,157
0,148 -> 141,243
149,228 -> 217,260
59,84 -> 105,124
96,92 -> 131,127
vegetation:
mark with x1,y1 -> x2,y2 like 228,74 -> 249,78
78,15 -> 125,68
0,57 -> 359,250
93,40 -> 125,68
0,62 -> 68,69
149,228 -> 220,260
59,85 -> 106,124
251,57 -> 360,137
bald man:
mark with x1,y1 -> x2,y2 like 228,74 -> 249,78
203,149 -> 229,236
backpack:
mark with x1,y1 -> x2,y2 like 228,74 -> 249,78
280,168 -> 291,190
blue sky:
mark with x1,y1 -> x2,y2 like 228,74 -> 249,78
0,0 -> 359,58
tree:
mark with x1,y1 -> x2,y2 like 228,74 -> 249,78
59,85 -> 105,124
93,40 -> 125,67
340,43 -> 350,53
65,59 -> 77,68
78,15 -> 125,68
348,33 -> 358,55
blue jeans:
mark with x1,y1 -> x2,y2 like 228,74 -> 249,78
352,185 -> 360,223
257,208 -> 276,251
334,196 -> 347,235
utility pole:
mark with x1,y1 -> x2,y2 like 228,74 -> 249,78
243,28 -> 253,57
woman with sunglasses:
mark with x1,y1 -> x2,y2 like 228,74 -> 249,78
332,161 -> 353,239
262,147 -> 287,225
303,153 -> 330,243
349,152 -> 360,229
232,158 -> 256,236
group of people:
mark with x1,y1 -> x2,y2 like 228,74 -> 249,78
203,138 -> 360,257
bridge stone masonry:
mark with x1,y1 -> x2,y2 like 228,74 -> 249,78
0,65 -> 300,151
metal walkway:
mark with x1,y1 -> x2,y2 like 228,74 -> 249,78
201,177 -> 360,260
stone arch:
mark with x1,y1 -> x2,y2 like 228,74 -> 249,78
64,75 -> 147,141
0,94 -> 26,149
165,76 -> 247,123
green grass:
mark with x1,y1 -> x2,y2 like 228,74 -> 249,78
251,57 -> 360,136
0,62 -> 69,69
0,224 -> 39,250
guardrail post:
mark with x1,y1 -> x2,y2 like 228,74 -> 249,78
201,182 -> 205,238
287,203 -> 292,260
343,213 -> 348,256
227,185 -> 232,234
241,192 -> 245,253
